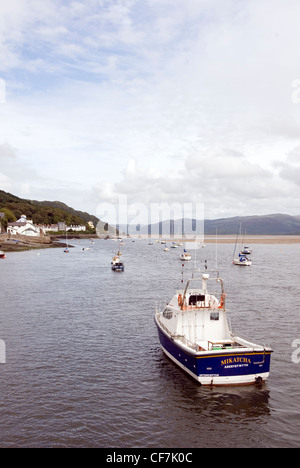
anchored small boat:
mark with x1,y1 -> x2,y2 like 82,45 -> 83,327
180,249 -> 192,261
155,269 -> 272,386
241,246 -> 252,255
0,251 -> 6,259
111,255 -> 125,272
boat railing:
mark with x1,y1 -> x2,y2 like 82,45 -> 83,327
174,334 -> 200,352
155,310 -> 199,352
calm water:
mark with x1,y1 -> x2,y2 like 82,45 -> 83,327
0,239 -> 299,448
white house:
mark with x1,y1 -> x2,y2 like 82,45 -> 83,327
67,225 -> 87,232
7,215 -> 45,237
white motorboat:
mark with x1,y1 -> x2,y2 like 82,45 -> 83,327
0,251 -> 6,259
155,269 -> 272,386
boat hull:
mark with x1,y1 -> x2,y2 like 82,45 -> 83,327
111,265 -> 125,271
233,259 -> 252,266
156,321 -> 271,386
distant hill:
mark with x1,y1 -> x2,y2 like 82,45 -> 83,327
0,190 -> 100,231
120,213 -> 300,236
1,190 -> 299,236
204,214 -> 300,235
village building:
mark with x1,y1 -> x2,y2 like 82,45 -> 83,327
67,225 -> 87,232
39,223 -> 87,233
7,215 -> 87,236
7,215 -> 45,237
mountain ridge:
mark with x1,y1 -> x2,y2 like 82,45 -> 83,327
1,189 -> 300,235
120,213 -> 300,236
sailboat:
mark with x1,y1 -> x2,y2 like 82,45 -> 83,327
233,224 -> 252,266
64,229 -> 69,253
241,245 -> 253,255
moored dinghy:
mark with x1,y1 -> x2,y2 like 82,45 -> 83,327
155,269 -> 272,386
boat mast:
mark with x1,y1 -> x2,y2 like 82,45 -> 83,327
233,222 -> 240,259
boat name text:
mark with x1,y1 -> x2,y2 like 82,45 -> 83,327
221,357 -> 251,366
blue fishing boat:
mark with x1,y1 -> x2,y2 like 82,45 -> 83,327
155,269 -> 272,386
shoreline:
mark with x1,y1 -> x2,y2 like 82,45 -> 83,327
125,234 -> 300,244
203,235 -> 300,244
0,233 -> 68,252
0,241 -> 68,253
1,234 -> 300,252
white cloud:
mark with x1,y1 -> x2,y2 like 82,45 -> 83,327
0,0 -> 300,218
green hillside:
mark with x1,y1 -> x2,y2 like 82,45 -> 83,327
0,190 -> 99,232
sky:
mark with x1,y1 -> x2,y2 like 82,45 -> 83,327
1,0 -> 300,222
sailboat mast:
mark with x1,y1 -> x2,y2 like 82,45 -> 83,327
233,223 -> 240,258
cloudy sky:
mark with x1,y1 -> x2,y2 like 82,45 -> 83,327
1,0 -> 300,221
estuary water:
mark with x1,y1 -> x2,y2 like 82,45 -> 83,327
0,239 -> 299,448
